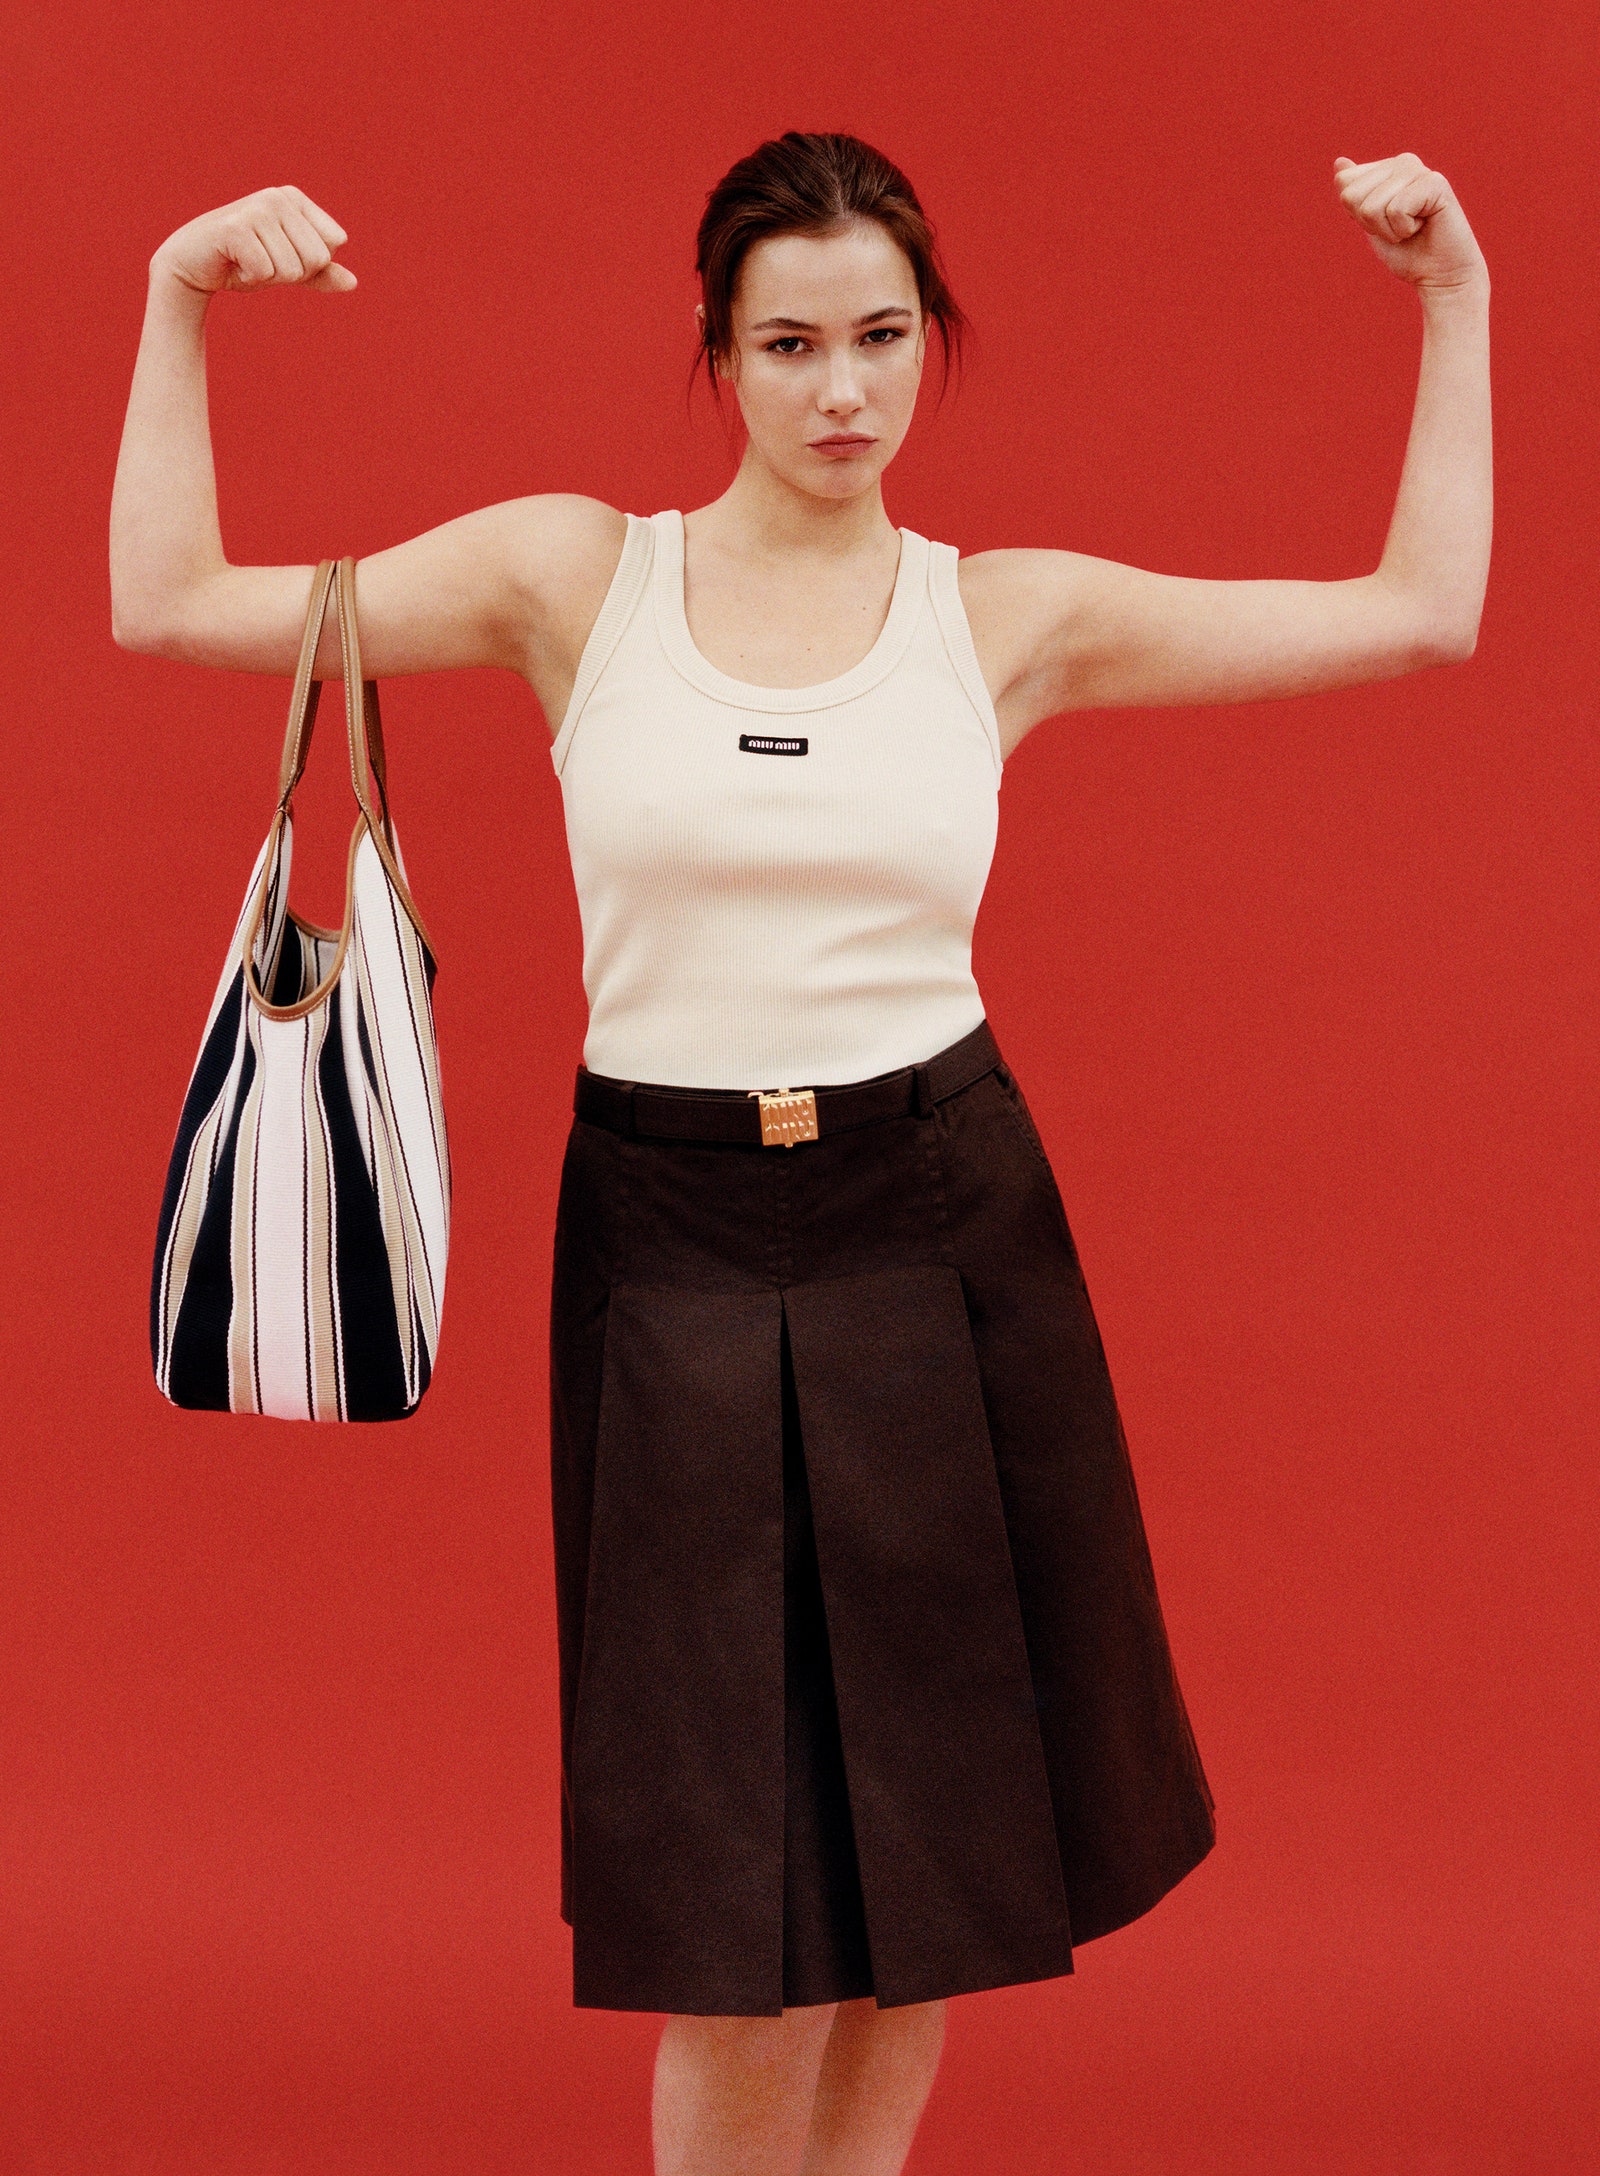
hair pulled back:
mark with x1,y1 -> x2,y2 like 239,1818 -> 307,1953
694,131 -> 968,401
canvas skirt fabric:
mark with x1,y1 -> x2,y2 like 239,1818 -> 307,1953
548,1024 -> 1216,2016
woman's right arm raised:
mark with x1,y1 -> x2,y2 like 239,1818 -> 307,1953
110,187 -> 624,710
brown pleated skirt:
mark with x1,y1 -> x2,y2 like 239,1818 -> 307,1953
548,1022 -> 1216,2016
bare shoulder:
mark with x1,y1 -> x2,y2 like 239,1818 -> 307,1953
954,547 -> 1104,710
499,490 -> 628,562
955,545 -> 1102,626
495,493 -> 629,617
490,494 -> 629,722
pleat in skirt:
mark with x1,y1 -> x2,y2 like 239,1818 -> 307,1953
548,1021 -> 1216,2015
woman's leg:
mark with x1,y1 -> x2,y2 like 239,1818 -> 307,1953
798,1997 -> 947,2176
653,2004 -> 841,2176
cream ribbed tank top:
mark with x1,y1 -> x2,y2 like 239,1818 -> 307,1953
550,508 -> 1003,1091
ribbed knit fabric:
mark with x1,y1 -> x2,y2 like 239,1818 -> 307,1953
551,509 -> 1003,1090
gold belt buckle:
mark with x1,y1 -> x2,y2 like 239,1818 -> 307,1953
749,1086 -> 819,1148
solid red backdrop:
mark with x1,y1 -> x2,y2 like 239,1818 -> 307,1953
3,1 -> 1596,2170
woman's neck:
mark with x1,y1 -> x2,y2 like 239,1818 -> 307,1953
687,444 -> 898,565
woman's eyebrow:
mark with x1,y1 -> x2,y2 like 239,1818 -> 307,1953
746,305 -> 918,332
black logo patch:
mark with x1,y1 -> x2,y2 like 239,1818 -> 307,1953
739,733 -> 808,757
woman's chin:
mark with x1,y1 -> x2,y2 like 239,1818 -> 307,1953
792,458 -> 888,503
741,435 -> 894,504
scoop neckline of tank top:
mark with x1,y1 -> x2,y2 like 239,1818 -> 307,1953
652,508 -> 925,713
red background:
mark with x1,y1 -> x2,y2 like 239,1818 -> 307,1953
4,2 -> 1596,2170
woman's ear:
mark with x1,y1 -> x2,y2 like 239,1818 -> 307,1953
695,300 -> 728,379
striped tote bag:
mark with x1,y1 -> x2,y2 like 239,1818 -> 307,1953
150,558 -> 451,1422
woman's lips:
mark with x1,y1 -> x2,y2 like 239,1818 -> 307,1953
809,435 -> 877,457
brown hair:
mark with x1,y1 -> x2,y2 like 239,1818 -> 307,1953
693,131 -> 968,404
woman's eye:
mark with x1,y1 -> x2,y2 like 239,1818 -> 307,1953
762,329 -> 904,355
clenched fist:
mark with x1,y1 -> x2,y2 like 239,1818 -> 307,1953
1334,154 -> 1487,293
150,186 -> 355,296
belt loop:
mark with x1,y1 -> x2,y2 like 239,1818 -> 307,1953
912,1061 -> 935,1119
622,1083 -> 639,1140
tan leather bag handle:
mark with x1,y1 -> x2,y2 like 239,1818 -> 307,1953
276,557 -> 395,852
239,558 -> 433,1020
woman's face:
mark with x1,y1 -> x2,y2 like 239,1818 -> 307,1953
716,219 -> 928,501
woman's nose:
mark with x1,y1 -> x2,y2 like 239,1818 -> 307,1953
819,350 -> 865,415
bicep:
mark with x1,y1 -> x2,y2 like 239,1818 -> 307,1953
150,494 -> 625,683
970,549 -> 1454,745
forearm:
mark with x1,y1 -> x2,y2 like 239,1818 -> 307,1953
111,269 -> 232,646
109,266 -> 330,672
1370,275 -> 1492,655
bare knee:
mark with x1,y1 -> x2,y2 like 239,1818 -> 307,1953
653,2003 -> 842,2175
798,1999 -> 946,2174
808,1999 -> 946,2115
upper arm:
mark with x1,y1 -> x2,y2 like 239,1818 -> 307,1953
958,548 -> 1472,758
133,494 -> 628,726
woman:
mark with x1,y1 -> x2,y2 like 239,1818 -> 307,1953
111,131 -> 1489,2176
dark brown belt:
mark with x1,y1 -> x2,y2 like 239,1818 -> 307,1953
574,1018 -> 1003,1148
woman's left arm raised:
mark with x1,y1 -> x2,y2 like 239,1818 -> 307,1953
963,154 -> 1491,759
